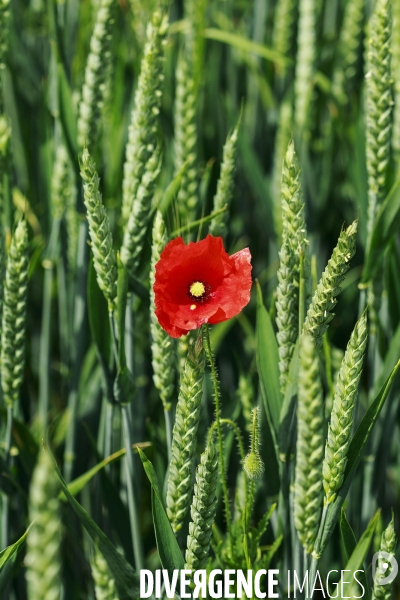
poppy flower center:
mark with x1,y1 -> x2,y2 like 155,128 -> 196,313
187,280 -> 210,303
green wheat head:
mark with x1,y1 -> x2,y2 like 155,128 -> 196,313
174,51 -> 199,223
91,544 -> 119,600
0,0 -> 10,73
166,334 -> 205,534
304,220 -> 358,348
184,443 -> 219,576
332,0 -> 364,103
121,11 -> 168,224
372,515 -> 397,600
120,148 -> 161,279
209,121 -> 239,240
272,101 -> 293,240
25,450 -> 62,600
149,210 -> 175,411
323,312 -> 368,504
77,0 -> 115,150
51,143 -> 74,221
272,0 -> 298,74
276,141 -> 309,393
294,0 -> 316,130
1,220 -> 29,408
80,148 -> 117,311
294,332 -> 324,554
365,0 -> 393,241
392,0 -> 400,160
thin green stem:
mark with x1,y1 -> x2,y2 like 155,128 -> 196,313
38,217 -> 61,432
121,405 -> 144,571
2,405 -> 13,550
299,248 -> 306,335
307,504 -> 328,599
64,220 -> 88,483
203,324 -> 233,542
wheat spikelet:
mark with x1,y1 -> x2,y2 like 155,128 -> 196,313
332,0 -> 365,104
120,148 -> 161,279
365,0 -> 393,242
77,0 -> 115,150
25,450 -> 62,600
294,0 -> 316,130
91,544 -> 119,600
149,211 -> 175,411
304,220 -> 358,349
166,334 -> 205,533
294,332 -> 324,554
121,11 -> 167,223
51,144 -> 74,221
184,443 -> 219,576
174,52 -> 198,223
322,313 -> 368,504
276,141 -> 309,393
0,0 -> 10,75
392,0 -> 400,162
80,148 -> 117,311
372,515 -> 397,600
1,220 -> 29,408
272,0 -> 298,74
209,121 -> 239,240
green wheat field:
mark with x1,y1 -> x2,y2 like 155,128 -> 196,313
0,0 -> 399,597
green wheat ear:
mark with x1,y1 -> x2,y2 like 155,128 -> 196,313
77,0 -> 115,150
272,0 -> 298,75
91,544 -> 119,600
174,51 -> 199,224
166,333 -> 205,534
276,140 -> 310,394
121,11 -> 168,224
150,210 -> 175,411
392,1 -> 400,164
323,312 -> 368,504
272,101 -> 293,240
80,148 -> 117,311
25,450 -> 62,600
294,0 -> 317,131
1,220 -> 29,408
304,220 -> 358,348
209,119 -> 240,240
365,0 -> 393,242
332,0 -> 364,104
372,515 -> 397,600
294,332 -> 324,555
184,443 -> 219,578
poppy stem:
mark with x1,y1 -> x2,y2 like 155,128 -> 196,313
203,323 -> 233,543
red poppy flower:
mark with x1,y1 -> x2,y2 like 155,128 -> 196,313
153,234 -> 252,338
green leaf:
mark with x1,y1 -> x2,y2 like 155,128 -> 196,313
0,526 -> 31,594
340,510 -> 380,599
320,362 -> 400,550
53,457 -> 140,599
340,509 -> 357,565
116,256 -> 129,369
362,179 -> 400,284
137,448 -> 184,575
255,281 -> 282,452
203,28 -> 288,66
